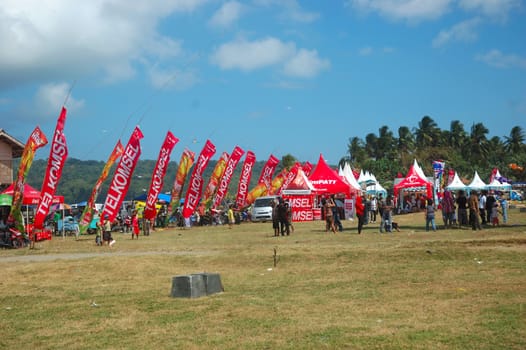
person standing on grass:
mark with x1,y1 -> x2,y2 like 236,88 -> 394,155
441,190 -> 455,229
500,195 -> 509,225
272,200 -> 280,237
323,196 -> 337,234
277,198 -> 290,236
485,191 -> 496,225
468,190 -> 482,231
425,198 -> 437,232
102,214 -> 116,246
456,190 -> 468,227
227,204 -> 235,229
369,195 -> 377,223
382,195 -> 394,233
355,193 -> 365,234
479,190 -> 487,225
131,210 -> 140,239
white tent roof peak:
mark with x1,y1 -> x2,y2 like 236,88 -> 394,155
468,171 -> 487,190
445,172 -> 467,191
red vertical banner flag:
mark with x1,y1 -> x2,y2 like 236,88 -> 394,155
235,151 -> 256,209
8,126 -> 48,231
143,131 -> 179,220
202,151 -> 229,207
79,140 -> 124,233
246,154 -> 279,205
212,145 -> 245,209
34,107 -> 68,229
182,140 -> 216,218
278,162 -> 301,195
269,168 -> 289,195
169,148 -> 195,215
102,126 -> 144,222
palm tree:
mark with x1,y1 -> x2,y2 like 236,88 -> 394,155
346,136 -> 367,165
398,126 -> 415,168
504,126 -> 525,154
376,125 -> 395,160
469,122 -> 489,166
448,120 -> 468,149
365,133 -> 378,159
414,116 -> 440,149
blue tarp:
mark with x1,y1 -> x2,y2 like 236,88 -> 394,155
134,193 -> 171,203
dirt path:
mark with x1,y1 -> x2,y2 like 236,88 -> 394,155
0,250 -> 216,263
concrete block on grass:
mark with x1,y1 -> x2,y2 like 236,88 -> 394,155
171,273 -> 223,298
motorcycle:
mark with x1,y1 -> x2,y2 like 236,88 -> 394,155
0,225 -> 30,249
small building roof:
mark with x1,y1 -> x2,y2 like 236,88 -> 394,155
0,129 -> 25,158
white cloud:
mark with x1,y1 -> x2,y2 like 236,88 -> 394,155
432,17 -> 481,48
209,1 -> 243,28
346,0 -> 452,22
35,82 -> 85,117
459,0 -> 520,20
359,46 -> 374,56
283,49 -> 330,78
475,50 -> 526,70
253,0 -> 320,23
210,37 -> 296,71
210,37 -> 330,79
0,0 -> 207,89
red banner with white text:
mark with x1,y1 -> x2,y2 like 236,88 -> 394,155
212,145 -> 245,209
143,131 -> 179,220
235,151 -> 256,209
182,140 -> 216,218
202,151 -> 229,207
34,107 -> 68,229
278,162 -> 301,195
283,195 -> 314,222
169,148 -> 195,215
102,126 -> 144,222
246,154 -> 279,205
8,127 -> 48,232
79,140 -> 124,233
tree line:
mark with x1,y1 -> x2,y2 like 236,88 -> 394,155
339,116 -> 526,189
18,116 -> 526,203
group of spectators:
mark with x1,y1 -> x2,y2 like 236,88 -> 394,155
441,189 -> 508,231
272,198 -> 293,236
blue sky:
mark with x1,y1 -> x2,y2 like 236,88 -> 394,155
1,0 -> 525,165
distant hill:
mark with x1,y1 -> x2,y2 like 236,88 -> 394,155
19,158 -> 284,204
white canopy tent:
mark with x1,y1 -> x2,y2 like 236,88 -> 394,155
445,172 -> 467,191
467,171 -> 487,191
339,164 -> 362,192
486,178 -> 512,191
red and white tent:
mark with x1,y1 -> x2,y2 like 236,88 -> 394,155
308,154 -> 353,196
2,183 -> 64,205
393,164 -> 433,198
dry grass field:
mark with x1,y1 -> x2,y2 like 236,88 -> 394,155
1,207 -> 525,349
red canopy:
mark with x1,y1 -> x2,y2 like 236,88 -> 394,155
2,183 -> 64,205
308,154 -> 351,196
393,165 -> 432,198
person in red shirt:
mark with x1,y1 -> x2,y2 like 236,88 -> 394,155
356,193 -> 366,234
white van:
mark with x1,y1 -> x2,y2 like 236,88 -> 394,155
251,195 -> 282,222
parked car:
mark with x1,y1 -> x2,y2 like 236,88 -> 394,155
56,216 -> 80,238
510,190 -> 523,201
251,195 -> 282,222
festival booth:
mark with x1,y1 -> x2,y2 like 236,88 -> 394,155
445,172 -> 467,192
467,171 -> 487,192
1,183 -> 63,240
281,168 -> 317,222
308,154 -> 356,220
339,164 -> 362,193
393,161 -> 433,212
